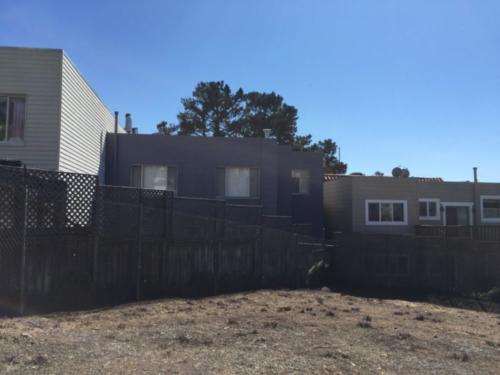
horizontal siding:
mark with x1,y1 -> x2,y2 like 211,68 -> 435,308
59,53 -> 121,179
0,48 -> 62,170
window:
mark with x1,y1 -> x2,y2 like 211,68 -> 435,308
130,165 -> 177,192
0,95 -> 26,142
365,200 -> 408,225
217,167 -> 259,198
481,196 -> 500,223
419,199 -> 440,220
291,169 -> 310,194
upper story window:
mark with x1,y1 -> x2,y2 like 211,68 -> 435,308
419,198 -> 440,220
291,169 -> 310,194
481,195 -> 500,223
130,165 -> 178,192
217,167 -> 259,198
366,200 -> 408,225
0,96 -> 26,142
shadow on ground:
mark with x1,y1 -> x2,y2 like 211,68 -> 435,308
331,284 -> 500,314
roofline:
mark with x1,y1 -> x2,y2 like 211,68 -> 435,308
0,46 -> 63,53
323,173 -> 500,184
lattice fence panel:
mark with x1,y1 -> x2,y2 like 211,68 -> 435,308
0,167 -> 25,306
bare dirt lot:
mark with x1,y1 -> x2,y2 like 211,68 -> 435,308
1,290 -> 500,374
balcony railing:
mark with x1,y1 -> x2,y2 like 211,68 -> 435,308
415,225 -> 500,242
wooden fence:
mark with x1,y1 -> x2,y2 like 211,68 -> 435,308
0,166 -> 328,315
415,225 -> 500,242
334,233 -> 500,294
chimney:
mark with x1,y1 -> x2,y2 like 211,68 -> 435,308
473,167 -> 478,183
263,129 -> 272,139
132,128 -> 139,134
125,113 -> 132,134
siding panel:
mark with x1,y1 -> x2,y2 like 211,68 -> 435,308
0,48 -> 63,170
59,53 -> 120,179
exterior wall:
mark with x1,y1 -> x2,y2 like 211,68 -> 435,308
0,47 -> 63,170
475,183 -> 500,225
351,177 -> 418,235
59,53 -> 118,179
277,146 -> 324,234
106,134 -> 324,235
325,176 -> 500,235
323,178 -> 352,236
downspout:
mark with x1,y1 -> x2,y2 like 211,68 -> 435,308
473,167 -> 478,227
114,111 -> 119,186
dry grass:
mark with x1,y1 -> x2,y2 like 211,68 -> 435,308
1,289 -> 499,374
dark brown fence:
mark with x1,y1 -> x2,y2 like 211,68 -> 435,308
334,233 -> 500,294
0,166 -> 327,314
416,225 -> 500,242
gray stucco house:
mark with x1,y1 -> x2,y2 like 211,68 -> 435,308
0,47 -> 123,180
324,174 -> 500,236
105,134 -> 324,235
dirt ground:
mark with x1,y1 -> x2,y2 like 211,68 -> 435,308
1,289 -> 499,374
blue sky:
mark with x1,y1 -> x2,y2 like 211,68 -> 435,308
2,0 -> 499,181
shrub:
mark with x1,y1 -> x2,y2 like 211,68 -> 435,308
306,260 -> 334,288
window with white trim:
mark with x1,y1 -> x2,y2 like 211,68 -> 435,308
0,95 -> 26,142
130,165 -> 178,192
481,196 -> 500,223
419,199 -> 440,220
366,200 -> 408,225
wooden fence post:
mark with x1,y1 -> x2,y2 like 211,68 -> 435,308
255,209 -> 264,289
92,179 -> 100,283
212,201 -> 224,295
19,166 -> 29,315
135,189 -> 144,301
158,190 -> 169,289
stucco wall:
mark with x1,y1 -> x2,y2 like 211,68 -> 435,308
323,178 -> 352,236
106,134 -> 323,234
325,176 -> 500,235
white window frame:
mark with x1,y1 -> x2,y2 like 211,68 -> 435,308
365,200 -> 408,226
0,95 -> 27,143
480,195 -> 500,224
131,164 -> 177,193
418,198 -> 441,221
441,202 -> 474,226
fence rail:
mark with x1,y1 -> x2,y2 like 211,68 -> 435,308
0,166 -> 327,314
415,225 -> 500,242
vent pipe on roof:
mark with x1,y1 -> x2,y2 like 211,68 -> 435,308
473,167 -> 478,183
114,111 -> 118,134
125,113 -> 132,134
263,128 -> 272,139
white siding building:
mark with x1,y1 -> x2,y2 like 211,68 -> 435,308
0,47 -> 123,180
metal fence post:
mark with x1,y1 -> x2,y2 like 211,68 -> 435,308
135,189 -> 144,301
19,166 -> 28,315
